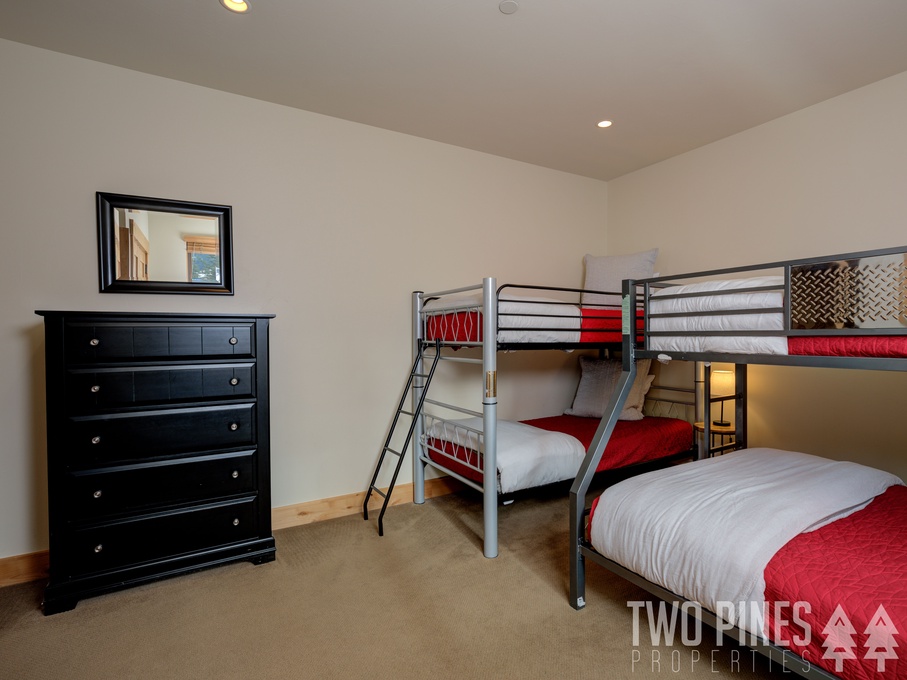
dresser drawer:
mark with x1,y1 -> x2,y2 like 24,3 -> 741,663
65,364 -> 255,413
68,404 -> 256,463
62,496 -> 260,577
65,451 -> 257,520
65,323 -> 254,362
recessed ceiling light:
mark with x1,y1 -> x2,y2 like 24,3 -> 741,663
220,0 -> 250,14
597,120 -> 613,128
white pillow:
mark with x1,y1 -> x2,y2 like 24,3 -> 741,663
581,248 -> 658,307
565,357 -> 653,420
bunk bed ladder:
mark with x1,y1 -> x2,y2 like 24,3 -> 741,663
363,339 -> 441,536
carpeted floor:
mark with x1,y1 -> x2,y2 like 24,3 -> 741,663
0,488 -> 778,679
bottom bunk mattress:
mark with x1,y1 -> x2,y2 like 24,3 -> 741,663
587,449 -> 905,679
424,414 -> 693,494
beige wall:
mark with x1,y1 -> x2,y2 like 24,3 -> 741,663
607,70 -> 907,480
0,39 -> 608,559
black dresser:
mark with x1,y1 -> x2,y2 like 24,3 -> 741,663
36,311 -> 276,615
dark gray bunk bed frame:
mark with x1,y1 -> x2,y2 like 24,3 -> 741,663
568,245 -> 907,680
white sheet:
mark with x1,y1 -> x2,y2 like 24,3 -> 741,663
589,448 -> 903,632
648,276 -> 788,355
423,291 -> 581,344
426,417 -> 585,493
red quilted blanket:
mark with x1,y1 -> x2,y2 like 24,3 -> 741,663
764,484 -> 907,679
789,336 -> 907,358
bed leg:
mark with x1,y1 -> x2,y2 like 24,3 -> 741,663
570,550 -> 586,610
569,490 -> 586,610
482,277 -> 498,559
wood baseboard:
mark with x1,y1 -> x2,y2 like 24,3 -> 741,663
0,551 -> 50,589
272,477 -> 465,530
0,478 -> 464,588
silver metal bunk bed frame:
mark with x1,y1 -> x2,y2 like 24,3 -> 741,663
410,278 -> 700,559
412,279 -> 500,557
568,244 -> 907,680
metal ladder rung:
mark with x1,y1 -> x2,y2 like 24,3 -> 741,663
399,410 -> 416,417
370,487 -> 387,499
383,447 -> 402,457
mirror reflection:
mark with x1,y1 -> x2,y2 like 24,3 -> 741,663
113,208 -> 221,283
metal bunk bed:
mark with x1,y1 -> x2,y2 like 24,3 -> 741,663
378,278 -> 699,559
568,245 -> 907,680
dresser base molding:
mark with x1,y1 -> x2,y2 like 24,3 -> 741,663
43,539 -> 276,615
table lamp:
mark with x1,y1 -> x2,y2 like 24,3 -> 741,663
710,369 -> 735,427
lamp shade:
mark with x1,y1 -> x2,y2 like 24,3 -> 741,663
710,369 -> 735,396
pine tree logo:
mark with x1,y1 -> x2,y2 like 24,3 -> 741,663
822,605 -> 858,672
864,604 -> 899,672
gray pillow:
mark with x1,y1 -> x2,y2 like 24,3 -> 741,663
565,356 -> 653,420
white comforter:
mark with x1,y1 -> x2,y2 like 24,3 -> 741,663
648,276 -> 787,355
426,417 -> 585,493
589,448 -> 903,633
423,292 -> 581,344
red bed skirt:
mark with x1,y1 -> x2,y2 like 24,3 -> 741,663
427,414 -> 693,487
764,484 -> 907,679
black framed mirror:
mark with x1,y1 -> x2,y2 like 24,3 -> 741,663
97,192 -> 234,295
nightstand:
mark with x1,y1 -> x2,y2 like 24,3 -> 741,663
694,422 -> 737,456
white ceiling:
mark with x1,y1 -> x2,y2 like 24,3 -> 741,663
3,0 -> 907,181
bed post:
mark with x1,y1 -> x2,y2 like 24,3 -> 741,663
569,279 -> 638,608
734,363 -> 747,450
412,290 -> 427,505
482,277 -> 499,558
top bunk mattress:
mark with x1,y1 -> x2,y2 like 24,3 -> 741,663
644,250 -> 907,358
421,291 -> 641,346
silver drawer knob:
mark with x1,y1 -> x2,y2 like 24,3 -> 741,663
89,338 -> 100,347
232,518 -> 240,526
90,385 -> 101,393
229,378 -> 239,386
231,470 -> 239,479
91,436 -> 101,445
229,423 -> 239,431
229,337 -> 238,345
93,490 -> 102,499
94,544 -> 103,553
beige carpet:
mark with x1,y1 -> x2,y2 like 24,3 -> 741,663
0,488 -> 777,679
